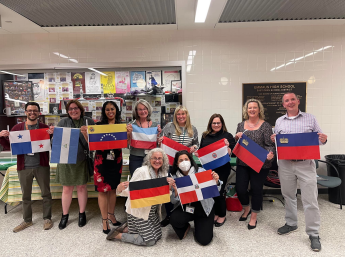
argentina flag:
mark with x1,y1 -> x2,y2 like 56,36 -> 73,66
51,127 -> 80,164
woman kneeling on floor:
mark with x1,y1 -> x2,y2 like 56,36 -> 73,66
106,148 -> 174,246
169,150 -> 221,246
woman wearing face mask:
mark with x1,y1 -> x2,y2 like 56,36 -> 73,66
158,106 -> 199,227
169,150 -> 221,246
196,114 -> 236,227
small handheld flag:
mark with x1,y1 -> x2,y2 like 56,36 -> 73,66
130,125 -> 157,150
174,170 -> 219,205
161,136 -> 190,165
233,134 -> 268,173
9,128 -> 51,155
197,139 -> 230,170
51,127 -> 80,164
88,124 -> 127,151
276,132 -> 320,160
129,177 -> 170,208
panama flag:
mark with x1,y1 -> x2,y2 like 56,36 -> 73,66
88,124 -> 127,151
197,139 -> 230,170
51,127 -> 80,164
161,136 -> 190,165
233,134 -> 268,173
9,128 -> 51,155
130,125 -> 158,150
174,170 -> 219,205
276,132 -> 320,160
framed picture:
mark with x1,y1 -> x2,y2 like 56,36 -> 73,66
171,80 -> 182,92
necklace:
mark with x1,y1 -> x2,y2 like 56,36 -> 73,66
246,119 -> 260,128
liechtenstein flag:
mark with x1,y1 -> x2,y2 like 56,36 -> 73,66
51,127 -> 80,164
276,132 -> 320,160
174,170 -> 219,205
197,139 -> 230,170
233,134 -> 268,173
130,125 -> 157,150
9,128 -> 51,155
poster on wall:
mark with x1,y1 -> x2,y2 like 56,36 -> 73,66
15,74 -> 29,81
71,72 -> 86,95
3,81 -> 33,116
163,71 -> 180,91
28,73 -> 45,101
146,71 -> 162,90
115,71 -> 130,93
101,71 -> 116,94
85,72 -> 101,94
130,71 -> 145,92
242,82 -> 307,126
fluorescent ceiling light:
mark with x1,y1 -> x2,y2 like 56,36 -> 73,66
68,59 -> 79,63
270,45 -> 333,71
88,68 -> 108,76
195,0 -> 211,23
0,70 -> 25,76
53,52 -> 78,63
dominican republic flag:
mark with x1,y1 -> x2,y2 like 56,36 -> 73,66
129,177 -> 170,208
51,127 -> 80,164
161,136 -> 190,165
130,125 -> 157,150
88,124 -> 127,151
197,139 -> 230,170
174,170 -> 219,205
9,128 -> 51,155
233,134 -> 268,173
276,132 -> 320,160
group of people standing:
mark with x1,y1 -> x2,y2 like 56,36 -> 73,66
0,91 -> 327,252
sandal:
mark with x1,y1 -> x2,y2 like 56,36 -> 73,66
108,213 -> 122,226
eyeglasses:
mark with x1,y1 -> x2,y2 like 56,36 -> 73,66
151,157 -> 163,162
68,107 -> 79,112
26,110 -> 39,113
212,122 -> 221,125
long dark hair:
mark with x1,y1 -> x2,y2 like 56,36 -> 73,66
171,150 -> 199,176
202,113 -> 228,138
100,101 -> 121,124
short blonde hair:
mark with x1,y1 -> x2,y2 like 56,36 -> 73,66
242,99 -> 265,120
132,99 -> 152,121
173,106 -> 194,137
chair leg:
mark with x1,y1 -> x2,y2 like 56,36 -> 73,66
339,186 -> 342,210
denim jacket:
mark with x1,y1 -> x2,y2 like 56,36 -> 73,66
170,167 -> 223,217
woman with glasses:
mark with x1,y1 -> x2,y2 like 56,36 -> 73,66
196,114 -> 235,227
55,100 -> 95,230
127,99 -> 161,177
106,148 -> 174,246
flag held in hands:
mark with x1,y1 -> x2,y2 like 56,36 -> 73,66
233,134 -> 268,173
51,127 -> 79,164
197,139 -> 230,170
129,177 -> 170,208
9,128 -> 51,155
161,136 -> 190,165
88,124 -> 127,151
174,170 -> 219,205
276,132 -> 320,160
130,125 -> 157,150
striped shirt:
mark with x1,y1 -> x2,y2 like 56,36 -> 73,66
162,122 -> 199,148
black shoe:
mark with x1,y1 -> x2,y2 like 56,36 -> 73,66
248,220 -> 257,230
58,214 -> 69,230
108,213 -> 122,226
160,216 -> 170,227
215,217 -> 227,227
102,219 -> 110,234
239,210 -> 251,221
78,212 -> 86,227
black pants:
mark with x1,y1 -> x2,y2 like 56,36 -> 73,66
129,155 -> 145,177
170,202 -> 214,246
235,165 -> 269,212
213,163 -> 231,217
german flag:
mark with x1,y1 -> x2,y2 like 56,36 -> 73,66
129,178 -> 170,208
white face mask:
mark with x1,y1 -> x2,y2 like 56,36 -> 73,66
178,160 -> 191,172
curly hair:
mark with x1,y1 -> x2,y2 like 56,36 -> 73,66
100,101 -> 121,124
242,99 -> 265,120
142,148 -> 169,177
132,99 -> 152,121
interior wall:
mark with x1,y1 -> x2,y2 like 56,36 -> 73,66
0,24 -> 344,159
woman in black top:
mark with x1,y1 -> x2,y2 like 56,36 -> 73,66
94,101 -> 123,234
197,114 -> 235,227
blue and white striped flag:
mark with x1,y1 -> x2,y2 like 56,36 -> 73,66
51,127 -> 80,164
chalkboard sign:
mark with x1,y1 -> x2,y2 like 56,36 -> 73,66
242,82 -> 306,126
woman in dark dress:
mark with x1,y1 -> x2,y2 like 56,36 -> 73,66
197,114 -> 235,227
94,101 -> 123,234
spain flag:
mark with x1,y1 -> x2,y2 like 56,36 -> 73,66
88,124 -> 127,151
129,178 -> 170,208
